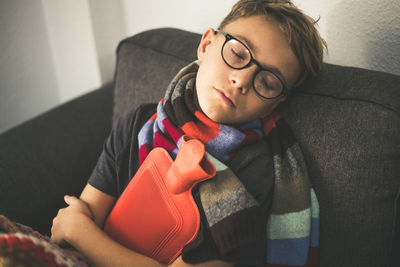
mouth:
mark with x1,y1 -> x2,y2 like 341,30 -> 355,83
215,88 -> 236,108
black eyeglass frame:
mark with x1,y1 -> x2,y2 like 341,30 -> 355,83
215,30 -> 288,100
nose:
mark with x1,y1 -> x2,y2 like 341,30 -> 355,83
229,65 -> 257,94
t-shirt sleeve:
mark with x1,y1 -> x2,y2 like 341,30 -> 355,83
87,108 -> 139,197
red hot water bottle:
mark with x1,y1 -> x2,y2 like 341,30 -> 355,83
104,135 -> 216,264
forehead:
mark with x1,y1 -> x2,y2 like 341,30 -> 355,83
221,16 -> 300,87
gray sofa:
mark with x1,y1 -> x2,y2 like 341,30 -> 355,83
0,28 -> 399,267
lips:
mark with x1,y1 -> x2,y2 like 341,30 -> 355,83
215,88 -> 235,107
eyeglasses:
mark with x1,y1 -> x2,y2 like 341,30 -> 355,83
216,30 -> 287,99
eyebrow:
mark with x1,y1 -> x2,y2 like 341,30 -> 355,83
234,33 -> 288,85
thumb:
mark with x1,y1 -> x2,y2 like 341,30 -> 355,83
64,195 -> 78,205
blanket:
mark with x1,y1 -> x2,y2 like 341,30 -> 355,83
0,215 -> 88,267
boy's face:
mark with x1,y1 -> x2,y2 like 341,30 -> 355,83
196,16 -> 301,124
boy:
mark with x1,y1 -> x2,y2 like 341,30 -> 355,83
51,0 -> 326,266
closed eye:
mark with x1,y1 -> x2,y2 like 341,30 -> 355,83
231,48 -> 246,61
261,79 -> 272,90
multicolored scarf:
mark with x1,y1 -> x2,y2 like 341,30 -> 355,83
138,61 -> 319,266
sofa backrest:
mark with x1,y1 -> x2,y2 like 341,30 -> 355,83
113,28 -> 198,124
112,28 -> 400,267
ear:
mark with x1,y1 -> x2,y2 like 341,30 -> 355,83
197,28 -> 217,61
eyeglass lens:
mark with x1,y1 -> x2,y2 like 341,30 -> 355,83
222,37 -> 283,98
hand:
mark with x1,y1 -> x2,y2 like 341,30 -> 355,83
51,195 -> 95,245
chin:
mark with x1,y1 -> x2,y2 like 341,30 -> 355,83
210,116 -> 236,125
202,111 -> 225,124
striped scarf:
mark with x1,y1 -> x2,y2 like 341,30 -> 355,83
138,61 -> 319,266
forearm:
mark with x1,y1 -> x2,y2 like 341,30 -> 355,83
57,186 -> 232,267
68,218 -> 232,267
66,215 -> 165,267
79,184 -> 116,228
52,193 -> 165,267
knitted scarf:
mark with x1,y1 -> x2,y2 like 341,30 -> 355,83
138,61 -> 319,266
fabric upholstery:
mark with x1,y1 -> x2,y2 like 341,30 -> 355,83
112,28 -> 400,267
0,84 -> 114,235
278,64 -> 400,267
112,28 -> 199,124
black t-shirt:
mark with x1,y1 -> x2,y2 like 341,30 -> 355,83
88,104 -> 275,266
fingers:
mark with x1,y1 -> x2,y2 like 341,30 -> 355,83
51,195 -> 91,244
51,211 -> 63,243
63,195 -> 94,219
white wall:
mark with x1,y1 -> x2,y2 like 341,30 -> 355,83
0,0 -> 399,134
88,0 -> 127,83
0,0 -> 105,134
293,0 -> 400,76
0,1 -> 60,133
121,0 -> 236,36
41,0 -> 102,103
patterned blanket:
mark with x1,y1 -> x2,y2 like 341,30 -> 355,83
0,215 -> 88,267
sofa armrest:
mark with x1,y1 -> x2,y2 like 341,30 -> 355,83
0,84 -> 114,235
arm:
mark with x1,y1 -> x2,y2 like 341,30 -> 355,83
51,184 -> 165,267
79,183 -> 115,227
51,184 -> 233,267
171,257 -> 233,267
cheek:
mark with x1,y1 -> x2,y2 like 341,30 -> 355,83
251,100 -> 281,119
195,68 -> 212,111
198,46 -> 226,81
195,66 -> 209,97
196,61 -> 220,92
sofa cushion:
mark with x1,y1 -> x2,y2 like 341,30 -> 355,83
112,28 -> 199,125
0,84 -> 114,235
112,28 -> 400,267
278,64 -> 400,267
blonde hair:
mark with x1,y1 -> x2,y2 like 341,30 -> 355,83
219,0 -> 327,87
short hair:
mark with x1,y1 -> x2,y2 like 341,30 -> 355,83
219,0 -> 328,87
